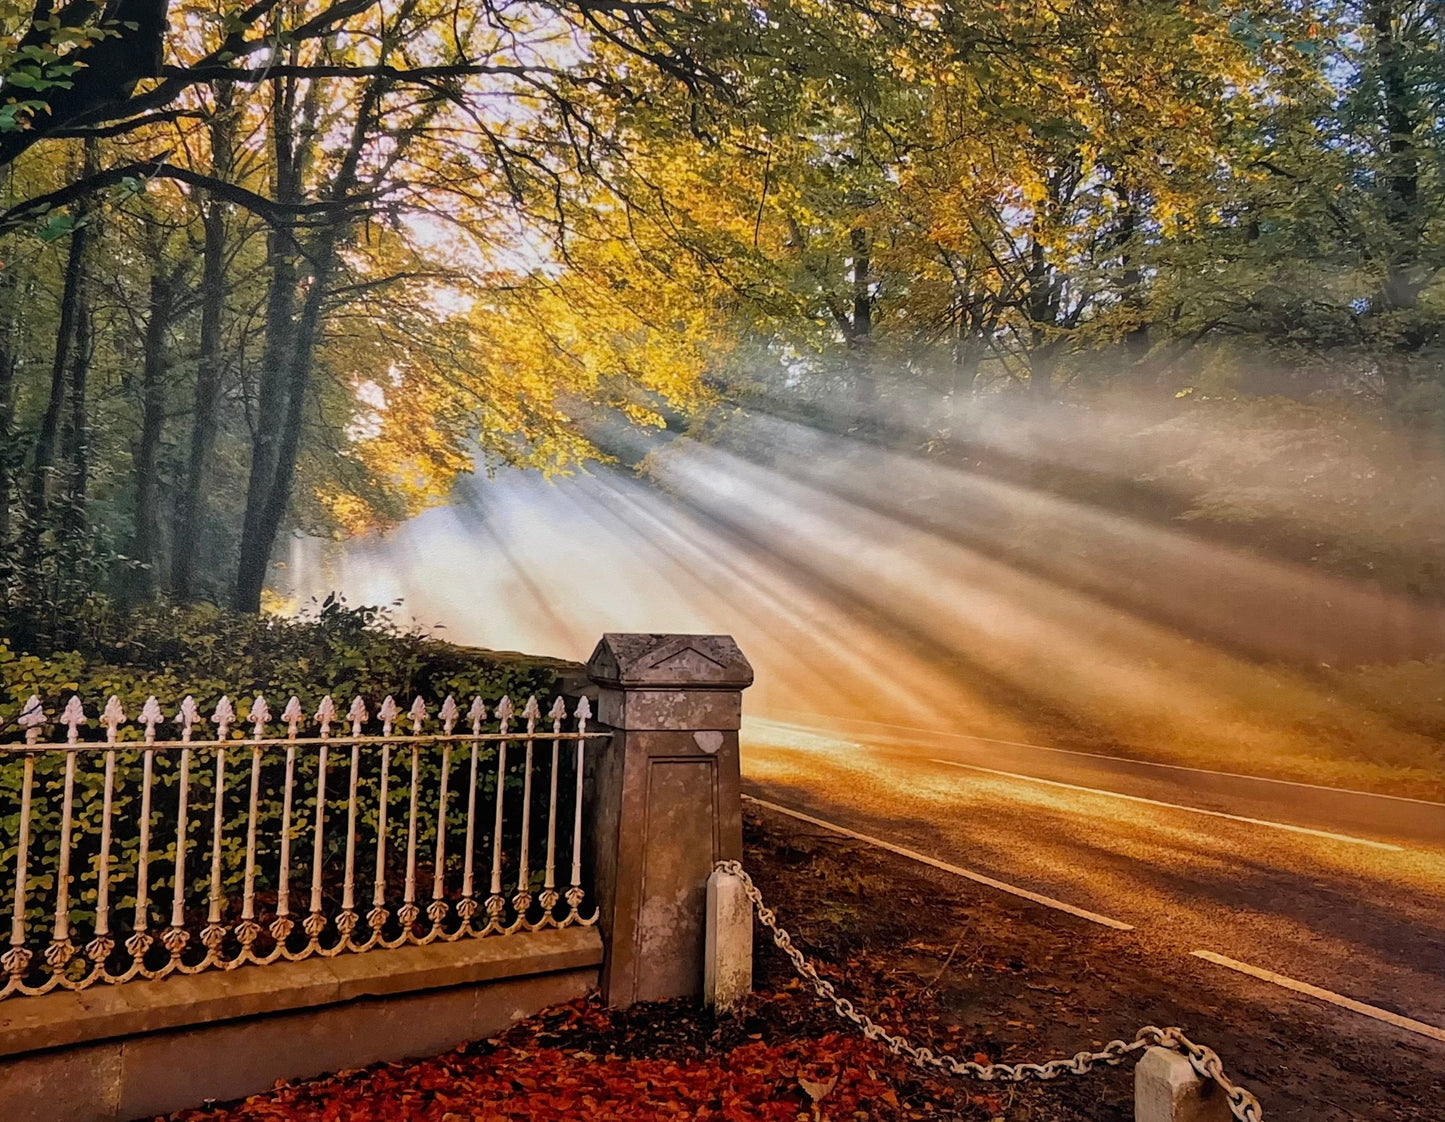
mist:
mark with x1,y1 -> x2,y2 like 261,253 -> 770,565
286,386 -> 1445,798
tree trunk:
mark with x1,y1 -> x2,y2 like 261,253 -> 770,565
951,317 -> 983,402
1024,235 -> 1059,401
27,140 -> 98,539
849,227 -> 872,342
0,262 -> 19,561
0,0 -> 169,169
235,231 -> 339,610
1371,0 -> 1420,294
131,265 -> 175,599
234,238 -> 301,608
173,82 -> 234,601
234,71 -> 380,612
0,162 -> 15,563
847,226 -> 878,427
1368,0 -> 1427,403
233,77 -> 303,611
29,192 -> 87,503
1028,341 -> 1059,401
1114,183 -> 1150,365
0,268 -> 22,615
62,201 -> 96,540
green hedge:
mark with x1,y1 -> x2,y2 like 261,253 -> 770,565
0,597 -> 590,948
1,596 -> 581,735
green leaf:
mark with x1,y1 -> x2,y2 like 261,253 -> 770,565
3,70 -> 47,90
35,213 -> 75,242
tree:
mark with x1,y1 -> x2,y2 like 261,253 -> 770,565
0,0 -> 1436,630
172,80 -> 237,601
1156,1 -> 1443,401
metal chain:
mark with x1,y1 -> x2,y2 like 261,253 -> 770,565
715,860 -> 1263,1122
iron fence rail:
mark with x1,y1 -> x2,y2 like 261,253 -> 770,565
0,690 -> 603,1000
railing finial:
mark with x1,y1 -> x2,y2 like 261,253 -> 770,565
315,695 -> 337,738
101,696 -> 126,745
281,696 -> 303,740
176,696 -> 202,742
212,696 -> 235,739
60,696 -> 86,745
347,696 -> 367,737
18,695 -> 47,745
1,678 -> 606,1004
176,696 -> 199,741
140,697 -> 163,745
249,695 -> 272,740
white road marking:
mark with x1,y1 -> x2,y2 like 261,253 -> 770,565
748,790 -> 1444,1044
759,710 -> 1445,807
743,794 -> 1134,931
927,759 -> 1403,851
1192,950 -> 1445,1043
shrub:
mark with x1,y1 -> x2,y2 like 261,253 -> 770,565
1,595 -> 578,737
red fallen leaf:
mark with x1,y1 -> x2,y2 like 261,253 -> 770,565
164,996 -> 990,1122
973,1052 -> 989,1065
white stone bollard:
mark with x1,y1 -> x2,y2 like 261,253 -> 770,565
704,867 -> 753,1012
1135,1046 -> 1232,1122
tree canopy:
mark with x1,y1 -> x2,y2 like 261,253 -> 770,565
0,0 -> 1439,636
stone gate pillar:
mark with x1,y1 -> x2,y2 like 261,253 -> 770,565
586,633 -> 753,1008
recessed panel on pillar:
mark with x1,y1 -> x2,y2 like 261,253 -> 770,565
636,758 -> 717,1002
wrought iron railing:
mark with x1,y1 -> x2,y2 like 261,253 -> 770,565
0,690 -> 602,1000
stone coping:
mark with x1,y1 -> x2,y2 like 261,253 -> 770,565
588,634 -> 754,690
0,926 -> 603,1058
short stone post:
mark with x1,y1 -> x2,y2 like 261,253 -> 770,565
1135,1047 -> 1232,1122
704,866 -> 753,1012
587,634 -> 753,1008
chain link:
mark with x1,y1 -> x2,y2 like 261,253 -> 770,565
715,860 -> 1263,1122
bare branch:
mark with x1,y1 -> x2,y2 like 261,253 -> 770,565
0,157 -> 384,235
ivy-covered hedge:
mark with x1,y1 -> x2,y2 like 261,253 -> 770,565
0,598 -> 588,944
1,596 -> 581,736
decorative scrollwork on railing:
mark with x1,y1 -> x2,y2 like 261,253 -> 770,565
0,689 -> 601,1001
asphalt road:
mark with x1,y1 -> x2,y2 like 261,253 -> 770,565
739,711 -> 1445,1045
